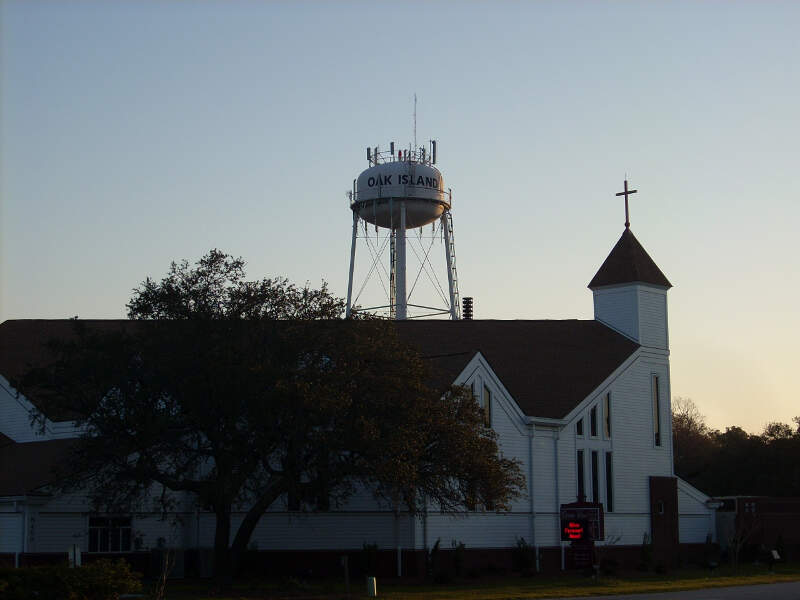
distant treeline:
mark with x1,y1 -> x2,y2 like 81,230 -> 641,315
672,397 -> 800,497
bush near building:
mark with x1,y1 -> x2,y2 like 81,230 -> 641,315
0,558 -> 141,600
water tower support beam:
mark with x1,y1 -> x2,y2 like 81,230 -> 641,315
442,212 -> 458,320
396,202 -> 407,320
345,210 -> 358,318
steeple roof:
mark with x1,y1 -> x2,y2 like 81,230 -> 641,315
589,228 -> 672,289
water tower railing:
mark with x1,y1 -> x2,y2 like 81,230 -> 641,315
370,148 -> 433,166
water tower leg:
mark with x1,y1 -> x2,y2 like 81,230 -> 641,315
396,202 -> 407,320
345,210 -> 358,318
442,213 -> 458,320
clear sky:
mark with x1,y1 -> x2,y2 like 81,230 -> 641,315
2,1 -> 798,434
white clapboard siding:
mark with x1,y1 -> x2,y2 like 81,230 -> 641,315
244,512 -> 412,550
423,512 -> 529,549
0,511 -> 23,552
34,513 -> 86,552
677,478 -> 715,543
598,357 -> 672,516
593,284 -> 669,351
638,288 -> 668,350
603,513 -> 652,545
593,287 -> 639,341
532,429 -> 558,513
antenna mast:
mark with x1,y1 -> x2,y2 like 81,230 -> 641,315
413,93 -> 417,150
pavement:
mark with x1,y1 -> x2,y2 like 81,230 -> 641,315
543,580 -> 800,600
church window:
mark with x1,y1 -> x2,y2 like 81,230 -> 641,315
652,375 -> 661,446
88,517 -> 131,553
603,393 -> 611,438
576,418 -> 584,436
482,384 -> 492,426
605,452 -> 613,512
591,451 -> 599,504
590,406 -> 598,437
576,450 -> 585,501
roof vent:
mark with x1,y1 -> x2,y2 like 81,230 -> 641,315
462,297 -> 473,320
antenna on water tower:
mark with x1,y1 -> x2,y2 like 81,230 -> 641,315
413,94 -> 417,150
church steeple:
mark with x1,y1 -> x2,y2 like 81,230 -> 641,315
588,228 -> 672,290
589,182 -> 671,349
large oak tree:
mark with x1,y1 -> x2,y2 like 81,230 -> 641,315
29,250 -> 524,581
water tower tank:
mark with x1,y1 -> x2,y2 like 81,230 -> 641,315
354,161 -> 449,229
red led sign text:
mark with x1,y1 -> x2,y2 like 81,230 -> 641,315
563,521 -> 585,540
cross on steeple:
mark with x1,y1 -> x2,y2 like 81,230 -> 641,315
615,179 -> 637,229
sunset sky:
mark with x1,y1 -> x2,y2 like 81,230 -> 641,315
2,1 -> 798,433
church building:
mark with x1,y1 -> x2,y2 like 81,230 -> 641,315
0,212 -> 717,575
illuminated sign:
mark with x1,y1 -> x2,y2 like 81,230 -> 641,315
560,502 -> 604,541
563,520 -> 586,540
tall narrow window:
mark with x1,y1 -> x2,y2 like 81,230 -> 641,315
605,452 -> 613,512
652,375 -> 661,446
591,451 -> 599,504
576,418 -> 584,436
576,450 -> 585,501
603,393 -> 611,438
482,384 -> 492,426
590,405 -> 598,437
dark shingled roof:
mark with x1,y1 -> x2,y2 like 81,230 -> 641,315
0,319 -> 136,422
0,438 -> 77,496
396,320 -> 638,419
1,319 -> 639,421
589,228 -> 672,289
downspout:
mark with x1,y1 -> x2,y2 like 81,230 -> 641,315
13,501 -> 19,568
394,506 -> 402,577
554,430 -> 563,570
527,423 -> 538,571
422,504 -> 428,569
23,503 -> 29,554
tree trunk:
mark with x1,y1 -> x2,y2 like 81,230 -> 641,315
213,503 -> 233,588
229,487 -> 281,575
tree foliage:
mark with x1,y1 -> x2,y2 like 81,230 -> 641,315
27,250 -> 524,581
672,397 -> 800,497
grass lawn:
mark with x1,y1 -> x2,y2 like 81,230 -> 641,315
156,562 -> 800,599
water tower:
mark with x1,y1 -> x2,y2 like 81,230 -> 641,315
346,140 -> 461,320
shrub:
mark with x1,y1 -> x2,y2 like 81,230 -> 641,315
451,540 -> 466,576
427,538 -> 441,579
513,536 -> 536,572
0,559 -> 141,600
360,543 -> 379,577
599,557 -> 618,576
